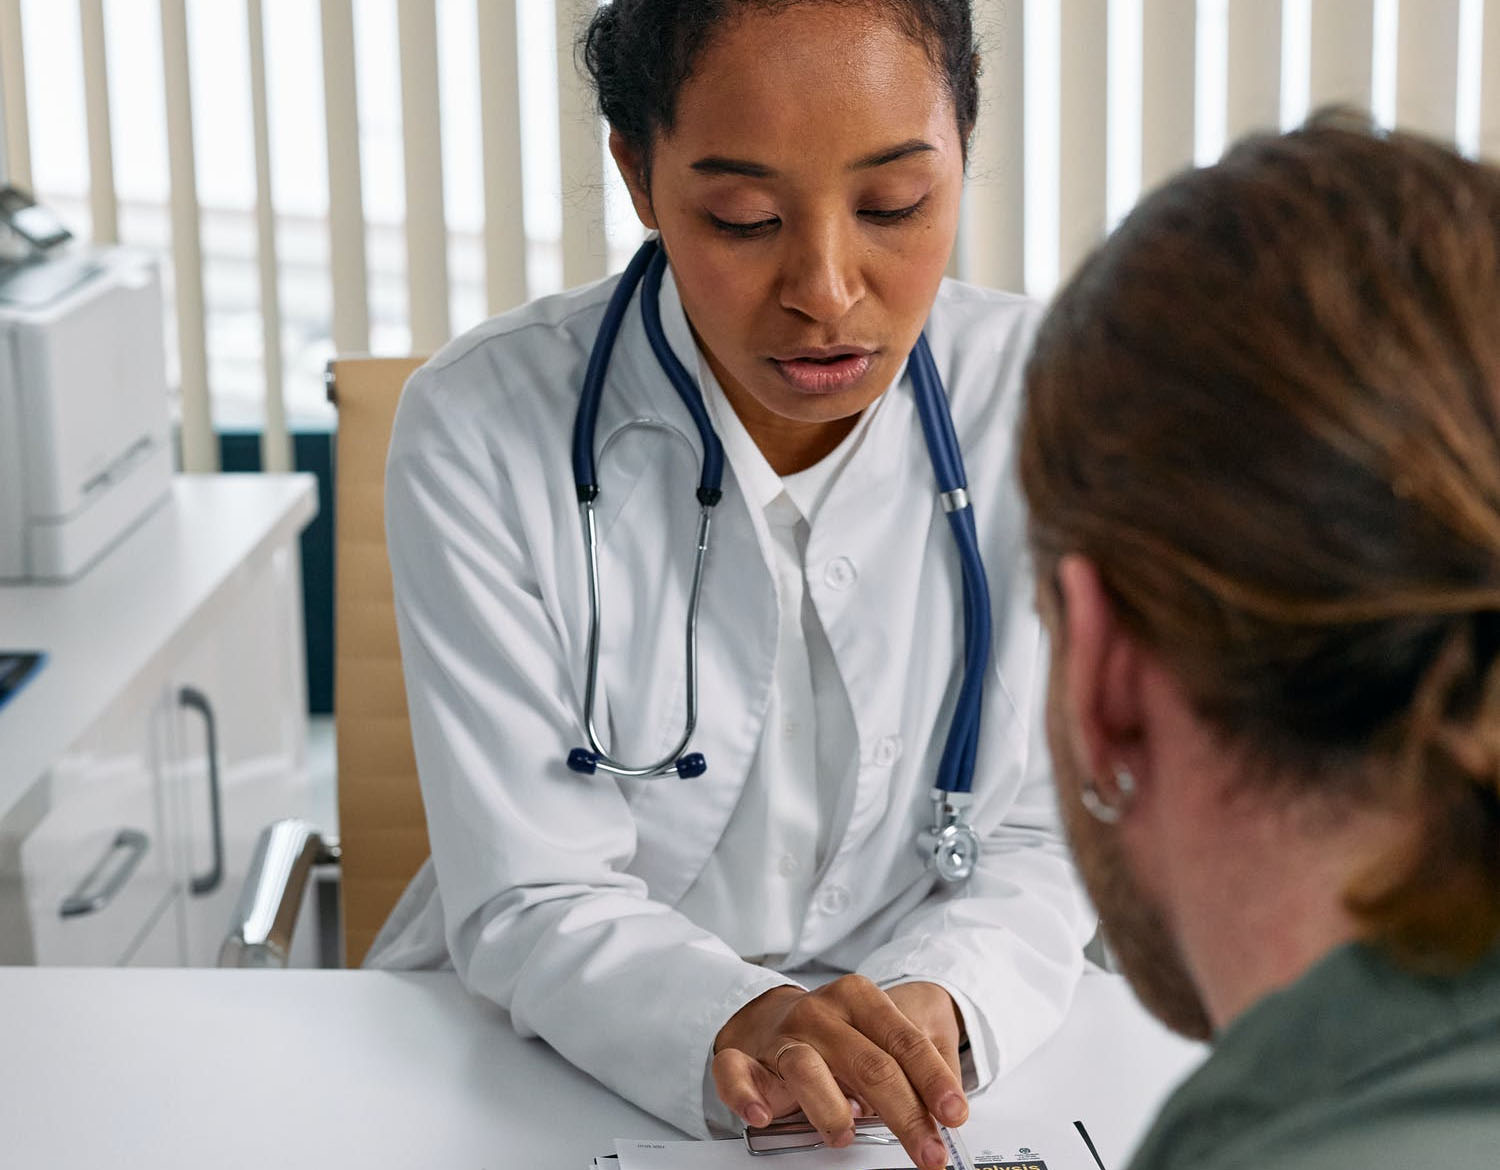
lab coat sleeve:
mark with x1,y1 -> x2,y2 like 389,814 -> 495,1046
384,369 -> 796,1136
855,639 -> 1095,1091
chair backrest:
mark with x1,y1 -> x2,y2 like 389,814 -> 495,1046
328,355 -> 429,967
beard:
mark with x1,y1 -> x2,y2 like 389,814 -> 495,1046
1050,726 -> 1217,1041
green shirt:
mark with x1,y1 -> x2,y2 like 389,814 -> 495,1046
1125,941 -> 1500,1170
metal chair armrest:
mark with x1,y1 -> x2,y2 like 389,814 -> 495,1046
218,819 -> 341,968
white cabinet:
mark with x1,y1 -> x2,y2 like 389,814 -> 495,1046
0,475 -> 318,967
5,691 -> 175,965
163,541 -> 313,965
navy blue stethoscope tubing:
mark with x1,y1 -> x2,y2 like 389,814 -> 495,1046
573,240 -> 725,506
910,331 -> 991,796
570,236 -> 990,797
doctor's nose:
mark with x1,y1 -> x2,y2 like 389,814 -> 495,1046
778,223 -> 864,324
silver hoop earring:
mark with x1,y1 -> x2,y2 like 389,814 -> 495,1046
1080,763 -> 1136,824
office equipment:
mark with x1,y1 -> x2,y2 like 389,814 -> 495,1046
0,249 -> 172,580
0,185 -> 73,253
0,966 -> 1203,1170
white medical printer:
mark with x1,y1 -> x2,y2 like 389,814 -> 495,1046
0,250 -> 174,581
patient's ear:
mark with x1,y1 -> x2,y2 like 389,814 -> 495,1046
1055,555 -> 1148,789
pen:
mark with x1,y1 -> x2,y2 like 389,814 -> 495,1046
939,1123 -> 974,1170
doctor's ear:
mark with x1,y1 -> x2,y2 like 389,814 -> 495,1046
608,129 -> 659,231
1054,556 -> 1148,787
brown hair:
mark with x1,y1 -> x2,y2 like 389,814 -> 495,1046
1020,116 -> 1500,969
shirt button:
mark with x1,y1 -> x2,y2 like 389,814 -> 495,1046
817,885 -> 851,915
824,557 -> 858,590
778,854 -> 802,878
783,719 -> 801,739
872,736 -> 902,767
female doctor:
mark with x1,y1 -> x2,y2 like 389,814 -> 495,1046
372,3 -> 1092,1167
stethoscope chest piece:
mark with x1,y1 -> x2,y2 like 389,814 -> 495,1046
918,789 -> 980,884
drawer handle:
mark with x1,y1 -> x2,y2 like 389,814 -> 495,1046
179,687 -> 225,896
59,829 -> 150,918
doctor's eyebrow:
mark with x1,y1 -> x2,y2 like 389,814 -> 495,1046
688,139 -> 936,178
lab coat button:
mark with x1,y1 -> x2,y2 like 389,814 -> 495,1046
824,557 -> 858,590
818,885 -> 851,915
778,853 -> 802,877
873,736 -> 902,767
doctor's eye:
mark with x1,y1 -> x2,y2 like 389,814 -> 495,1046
707,212 -> 779,239
860,196 -> 929,226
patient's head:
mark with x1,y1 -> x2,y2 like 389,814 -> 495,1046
1020,119 -> 1500,1038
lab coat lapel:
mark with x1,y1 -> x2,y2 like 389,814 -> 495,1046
598,263 -> 779,906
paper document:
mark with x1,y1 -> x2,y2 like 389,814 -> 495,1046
610,1117 -> 1100,1170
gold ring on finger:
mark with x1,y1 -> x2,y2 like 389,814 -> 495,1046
769,1039 -> 812,1080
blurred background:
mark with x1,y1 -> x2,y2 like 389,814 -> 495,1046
6,0 -> 1493,454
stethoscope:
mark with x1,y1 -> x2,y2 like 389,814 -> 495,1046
563,238 -> 991,884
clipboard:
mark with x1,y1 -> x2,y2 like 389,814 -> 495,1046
744,1116 -> 976,1167
605,1116 -> 1108,1170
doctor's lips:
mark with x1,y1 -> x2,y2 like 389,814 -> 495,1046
769,346 -> 876,394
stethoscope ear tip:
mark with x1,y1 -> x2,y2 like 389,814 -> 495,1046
567,749 -> 600,775
674,754 -> 707,779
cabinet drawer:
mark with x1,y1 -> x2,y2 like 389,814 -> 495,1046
5,699 -> 175,966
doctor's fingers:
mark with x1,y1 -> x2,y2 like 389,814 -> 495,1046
803,1030 -> 952,1170
842,990 -> 968,1132
710,1046 -> 803,1129
883,981 -> 967,1086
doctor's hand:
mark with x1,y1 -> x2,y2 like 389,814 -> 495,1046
711,976 -> 967,1170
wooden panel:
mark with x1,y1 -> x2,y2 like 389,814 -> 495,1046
1226,0 -> 1284,143
477,0 -> 528,312
1059,0 -> 1109,279
1142,0 -> 1198,193
398,0 -> 451,351
556,0 -> 607,287
160,0 -> 217,473
247,0 -> 291,474
1309,0 -> 1376,113
320,0 -> 371,355
328,356 -> 430,969
1396,0 -> 1462,141
79,0 -> 118,243
0,0 -> 29,189
966,0 -> 1025,291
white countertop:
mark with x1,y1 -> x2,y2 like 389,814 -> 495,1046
0,474 -> 318,820
0,966 -> 1205,1170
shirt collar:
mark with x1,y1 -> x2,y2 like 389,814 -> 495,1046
657,247 -> 907,522
696,351 -> 789,516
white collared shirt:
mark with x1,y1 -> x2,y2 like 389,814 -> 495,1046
675,356 -> 875,961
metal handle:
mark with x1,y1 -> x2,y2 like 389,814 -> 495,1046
59,828 -> 150,918
178,686 -> 225,896
218,819 -> 340,968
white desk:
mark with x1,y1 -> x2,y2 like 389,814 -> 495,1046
0,967 -> 1204,1169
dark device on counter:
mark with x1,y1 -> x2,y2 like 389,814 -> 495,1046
0,653 -> 45,710
0,185 -> 72,252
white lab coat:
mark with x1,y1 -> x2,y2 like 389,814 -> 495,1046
374,263 -> 1094,1136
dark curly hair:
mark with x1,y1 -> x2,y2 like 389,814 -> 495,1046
581,0 -> 980,177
